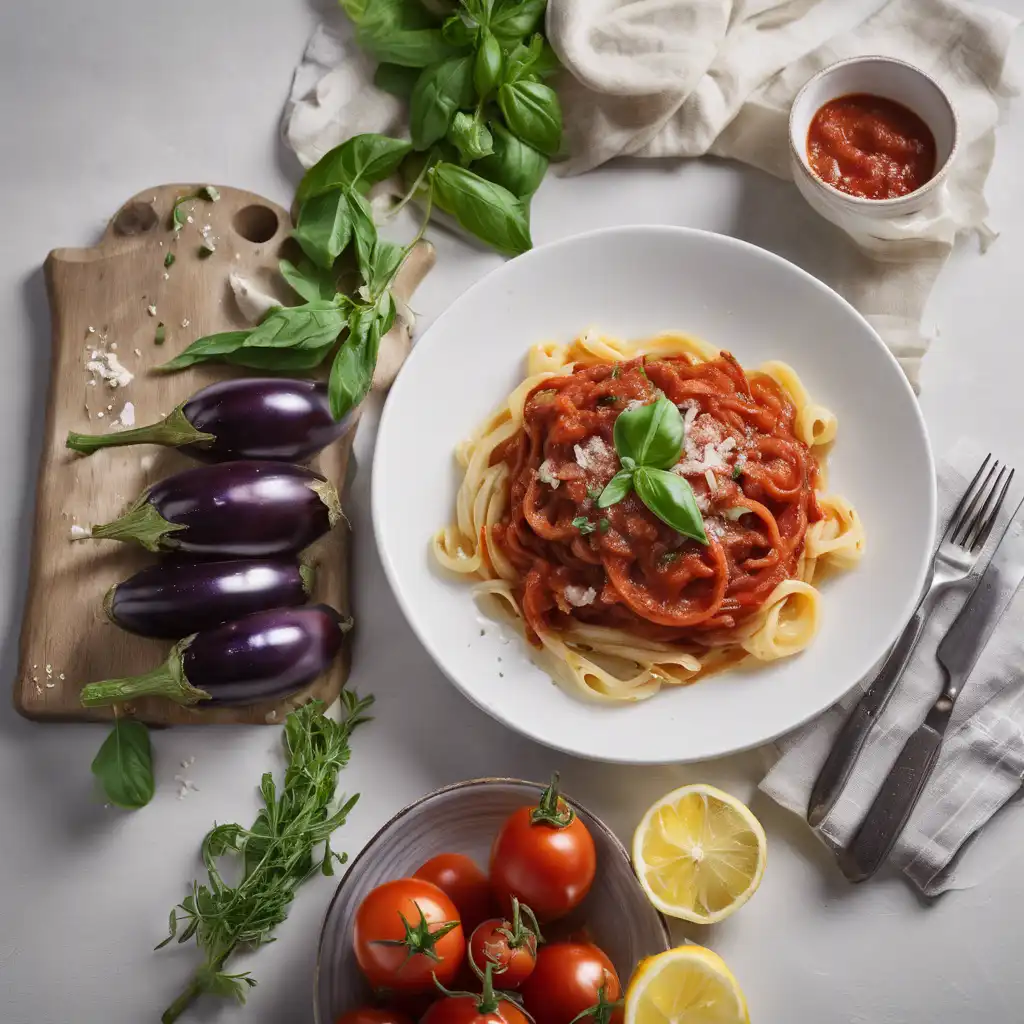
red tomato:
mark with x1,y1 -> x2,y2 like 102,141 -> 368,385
421,963 -> 530,1024
336,1011 -> 415,1024
415,853 -> 495,932
490,775 -> 596,922
353,878 -> 466,994
519,942 -> 623,1024
468,898 -> 540,989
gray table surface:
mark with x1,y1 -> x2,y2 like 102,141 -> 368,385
2,2 -> 1024,1022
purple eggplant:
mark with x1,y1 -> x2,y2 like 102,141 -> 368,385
88,460 -> 341,555
105,558 -> 314,639
65,378 -> 352,462
79,604 -> 350,708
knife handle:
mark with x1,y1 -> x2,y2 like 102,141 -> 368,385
807,606 -> 927,827
837,723 -> 944,882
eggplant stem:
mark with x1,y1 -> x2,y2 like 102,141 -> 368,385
79,637 -> 210,707
90,499 -> 185,553
66,404 -> 215,456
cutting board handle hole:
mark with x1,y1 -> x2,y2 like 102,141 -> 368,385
233,205 -> 279,244
113,201 -> 159,236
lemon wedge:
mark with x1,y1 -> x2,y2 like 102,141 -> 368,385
625,945 -> 749,1024
632,783 -> 766,923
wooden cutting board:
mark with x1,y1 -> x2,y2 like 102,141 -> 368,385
15,184 -> 357,725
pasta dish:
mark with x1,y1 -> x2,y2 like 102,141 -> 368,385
433,332 -> 864,702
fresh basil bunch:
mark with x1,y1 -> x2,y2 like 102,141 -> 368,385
598,396 -> 708,544
158,134 -> 414,420
344,0 -> 561,252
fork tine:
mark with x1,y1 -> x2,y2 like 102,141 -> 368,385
951,459 -> 999,545
942,455 -> 991,543
966,467 -> 1014,552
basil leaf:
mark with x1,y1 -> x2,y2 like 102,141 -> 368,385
366,239 -> 407,296
373,62 -> 421,98
597,467 -> 634,509
634,468 -> 708,544
498,79 -> 562,156
572,516 -> 596,535
279,258 -> 337,302
443,13 -> 478,46
296,134 -> 413,204
410,55 -> 475,150
432,162 -> 532,255
293,190 -> 352,268
474,30 -> 503,97
329,304 -> 387,419
489,0 -> 546,45
246,301 -> 347,350
475,122 -> 548,197
448,111 -> 494,164
91,719 -> 154,810
613,395 -> 684,469
225,344 -> 335,371
357,25 -> 458,68
345,189 -> 378,283
505,34 -> 560,81
156,330 -> 252,372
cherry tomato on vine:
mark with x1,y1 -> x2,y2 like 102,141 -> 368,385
421,963 -> 530,1024
490,774 -> 596,922
468,897 -> 541,989
336,1010 -> 415,1024
353,878 -> 466,994
519,942 -> 623,1024
415,853 -> 495,932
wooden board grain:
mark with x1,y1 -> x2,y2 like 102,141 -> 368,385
16,184 -> 357,725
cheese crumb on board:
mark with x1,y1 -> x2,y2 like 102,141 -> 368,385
85,348 -> 133,389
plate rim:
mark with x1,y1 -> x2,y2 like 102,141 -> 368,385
372,224 -> 937,764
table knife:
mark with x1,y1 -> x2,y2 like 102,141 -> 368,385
838,499 -> 1024,882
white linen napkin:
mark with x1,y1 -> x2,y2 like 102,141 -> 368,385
282,1 -> 1019,387
761,441 -> 1024,896
546,0 -> 1020,386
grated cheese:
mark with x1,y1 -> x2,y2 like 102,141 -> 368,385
537,460 -> 560,489
564,585 -> 597,607
85,348 -> 133,389
573,436 -> 616,477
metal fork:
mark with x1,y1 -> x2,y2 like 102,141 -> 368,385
807,455 -> 1014,827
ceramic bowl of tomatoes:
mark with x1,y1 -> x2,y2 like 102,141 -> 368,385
315,777 -> 671,1023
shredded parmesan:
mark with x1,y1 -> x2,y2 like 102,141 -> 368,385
573,436 -> 617,477
705,468 -> 717,492
564,585 -> 597,607
537,460 -> 560,489
85,348 -> 133,389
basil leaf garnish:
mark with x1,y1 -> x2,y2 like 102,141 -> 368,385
410,55 -> 475,150
489,0 -> 547,45
474,122 -> 548,198
293,190 -> 352,269
296,134 -> 413,204
498,80 -> 562,157
612,396 -> 684,470
432,162 -> 532,255
597,467 -> 634,509
634,467 -> 708,544
91,719 -> 154,810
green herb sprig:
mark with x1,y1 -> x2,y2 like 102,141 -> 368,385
597,397 -> 708,544
157,694 -> 373,1023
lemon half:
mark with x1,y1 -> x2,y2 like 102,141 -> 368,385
625,945 -> 749,1024
632,783 -> 766,923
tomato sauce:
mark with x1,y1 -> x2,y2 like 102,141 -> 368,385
807,93 -> 936,200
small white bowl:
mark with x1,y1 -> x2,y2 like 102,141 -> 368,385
313,778 -> 671,1021
788,55 -> 959,224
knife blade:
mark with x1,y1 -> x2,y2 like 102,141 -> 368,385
839,496 -> 1024,882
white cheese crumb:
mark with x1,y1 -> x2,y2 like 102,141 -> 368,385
133,347 -> 142,358
87,325 -> 96,334
186,215 -> 194,224
113,401 -> 135,429
85,349 -> 133,389
96,412 -> 104,419
564,585 -> 597,607
140,453 -> 157,472
69,524 -> 92,540
537,459 -> 560,489
147,304 -> 157,317
181,318 -> 190,328
59,673 -> 65,680
45,664 -> 52,674
163,272 -> 170,281
573,436 -> 616,475
705,468 -> 717,492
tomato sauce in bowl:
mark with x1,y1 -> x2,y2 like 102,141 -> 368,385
807,93 -> 937,200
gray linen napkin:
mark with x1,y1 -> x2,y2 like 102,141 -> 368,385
761,441 -> 1024,895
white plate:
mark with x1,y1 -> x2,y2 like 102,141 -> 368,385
373,226 -> 935,764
